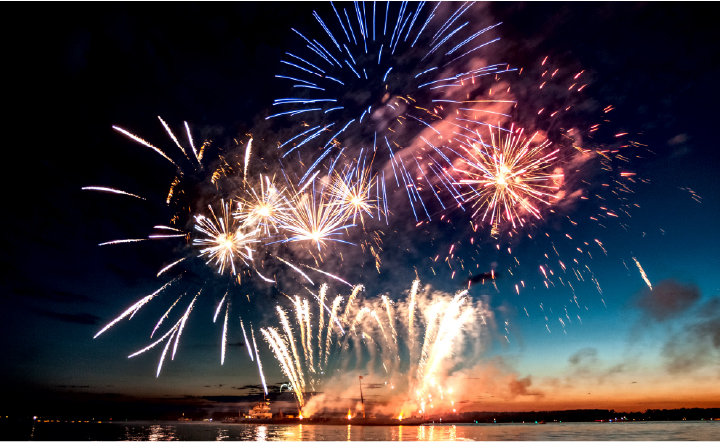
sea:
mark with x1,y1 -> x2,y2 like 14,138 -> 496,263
10,420 -> 719,441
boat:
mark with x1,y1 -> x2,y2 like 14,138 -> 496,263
248,400 -> 273,419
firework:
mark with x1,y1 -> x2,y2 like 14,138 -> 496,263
151,292 -> 185,339
239,317 -> 254,362
171,290 -> 200,360
221,303 -> 229,365
328,161 -> 377,225
156,258 -> 186,277
632,257 -> 652,290
112,125 -> 180,170
86,4 -> 658,408
81,186 -> 146,200
235,175 -> 291,236
413,291 -> 474,410
272,2 -> 513,220
213,291 -> 228,323
278,183 -> 357,251
123,290 -> 198,377
453,124 -> 562,229
90,109 -> 379,383
193,199 -> 260,275
243,138 -> 253,183
251,326 -> 269,395
98,238 -> 147,246
261,326 -> 304,407
261,279 -> 477,415
94,277 -> 181,339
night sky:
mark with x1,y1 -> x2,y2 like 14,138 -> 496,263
2,2 -> 718,419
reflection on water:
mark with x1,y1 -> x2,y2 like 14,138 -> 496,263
256,425 -> 267,441
216,426 -> 229,441
123,424 -> 177,441
24,420 -> 720,441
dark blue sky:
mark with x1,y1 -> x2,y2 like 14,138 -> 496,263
1,2 -> 718,418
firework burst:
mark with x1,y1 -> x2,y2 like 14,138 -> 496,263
453,124 -> 563,230
279,183 -> 357,251
235,174 -> 292,236
193,199 -> 260,275
271,2 -> 514,221
329,161 -> 378,226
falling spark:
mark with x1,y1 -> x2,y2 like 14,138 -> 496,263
251,326 -> 269,395
276,256 -> 314,285
302,264 -> 352,287
172,291 -> 200,360
99,238 -> 147,246
184,121 -> 199,162
82,186 -> 146,200
151,292 -> 185,339
112,126 -> 179,169
255,270 -> 276,283
157,258 -> 186,277
148,234 -> 187,239
632,257 -> 652,290
244,138 -> 253,183
221,304 -> 229,365
239,317 -> 254,361
213,291 -> 228,323
129,319 -> 176,360
156,327 -> 178,377
158,116 -> 190,160
154,225 -> 184,232
94,277 -> 180,339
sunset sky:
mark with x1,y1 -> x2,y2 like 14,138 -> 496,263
2,2 -> 718,418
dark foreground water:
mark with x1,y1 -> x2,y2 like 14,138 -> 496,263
15,420 -> 720,441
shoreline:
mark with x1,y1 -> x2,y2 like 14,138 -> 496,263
99,419 -> 720,427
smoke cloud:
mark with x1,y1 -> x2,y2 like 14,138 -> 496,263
635,279 -> 700,322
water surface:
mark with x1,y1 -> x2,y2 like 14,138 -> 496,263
22,420 -> 720,441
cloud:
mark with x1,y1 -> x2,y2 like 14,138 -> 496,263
230,384 -> 267,395
13,287 -> 94,304
445,357 -> 545,403
661,298 -> 720,374
667,134 -> 691,158
564,348 -> 628,384
31,308 -> 100,325
630,281 -> 718,375
635,279 -> 700,322
226,341 -> 246,347
667,134 -> 688,145
569,347 -> 598,366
